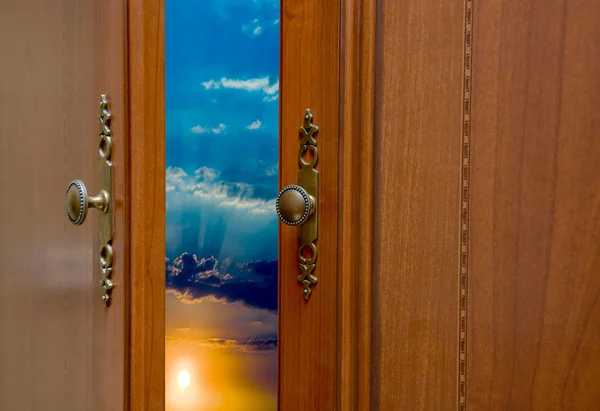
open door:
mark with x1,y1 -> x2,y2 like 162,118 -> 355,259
164,0 -> 600,410
4,0 -> 597,410
0,0 -> 128,409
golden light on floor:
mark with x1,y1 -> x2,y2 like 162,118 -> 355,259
177,370 -> 190,389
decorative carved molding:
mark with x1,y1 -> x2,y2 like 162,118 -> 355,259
459,0 -> 474,410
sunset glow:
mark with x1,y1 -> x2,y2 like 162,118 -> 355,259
178,370 -> 190,389
166,330 -> 277,410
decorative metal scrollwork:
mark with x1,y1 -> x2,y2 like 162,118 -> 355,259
296,109 -> 319,299
98,95 -> 114,306
276,109 -> 319,300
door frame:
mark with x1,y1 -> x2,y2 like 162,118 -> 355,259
127,1 -> 166,410
124,0 -> 378,409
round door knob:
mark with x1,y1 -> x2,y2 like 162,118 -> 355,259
65,179 -> 109,225
276,185 -> 315,226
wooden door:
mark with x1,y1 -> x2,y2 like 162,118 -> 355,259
369,0 -> 600,409
128,0 -> 600,410
280,0 -> 600,410
0,1 -> 127,409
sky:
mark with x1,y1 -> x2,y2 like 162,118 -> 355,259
165,0 -> 279,409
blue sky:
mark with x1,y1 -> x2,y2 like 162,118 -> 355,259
166,0 -> 280,265
165,2 -> 280,408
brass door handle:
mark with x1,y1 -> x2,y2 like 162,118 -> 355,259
64,95 -> 115,306
276,185 -> 315,226
65,180 -> 109,225
278,109 -> 319,300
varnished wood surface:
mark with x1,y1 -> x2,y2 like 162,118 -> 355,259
0,0 -> 126,410
127,1 -> 166,410
0,3 -> 76,409
338,0 -> 376,410
469,1 -> 600,409
65,1 -> 97,408
93,0 -> 127,409
371,0 -> 464,409
279,0 -> 340,409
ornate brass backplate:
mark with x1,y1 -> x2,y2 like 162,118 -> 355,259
276,109 -> 320,299
296,109 -> 319,299
64,95 -> 114,305
98,95 -> 114,306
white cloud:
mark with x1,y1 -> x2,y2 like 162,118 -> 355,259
222,77 -> 268,92
263,79 -> 279,95
193,166 -> 219,182
191,125 -> 209,134
201,77 -> 279,101
246,119 -> 262,130
263,94 -> 279,103
242,17 -> 265,37
212,123 -> 226,134
265,164 -> 278,176
272,18 -> 280,25
191,123 -> 226,135
201,79 -> 220,90
166,167 -> 276,216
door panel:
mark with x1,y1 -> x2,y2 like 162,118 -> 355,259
0,1 -> 126,410
0,3 -> 77,409
127,1 -> 166,409
279,0 -> 341,410
93,0 -> 127,409
65,1 -> 96,409
366,0 -> 600,410
469,1 -> 600,409
372,0 -> 464,409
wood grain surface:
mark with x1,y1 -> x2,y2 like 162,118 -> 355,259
93,0 -> 128,409
468,1 -> 600,409
127,1 -> 166,410
0,3 -> 82,409
371,0 -> 465,409
0,0 -> 126,410
279,0 -> 340,409
338,0 -> 376,410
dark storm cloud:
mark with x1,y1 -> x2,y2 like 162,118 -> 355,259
196,255 -> 217,272
237,337 -> 277,352
166,253 -> 277,312
236,259 -> 277,280
167,253 -> 219,281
